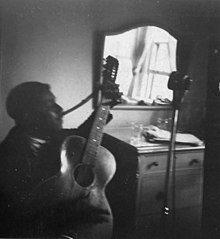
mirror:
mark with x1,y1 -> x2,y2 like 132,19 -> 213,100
103,26 -> 177,107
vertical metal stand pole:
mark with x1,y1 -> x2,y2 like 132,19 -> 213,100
159,71 -> 192,239
170,107 -> 179,238
160,105 -> 179,239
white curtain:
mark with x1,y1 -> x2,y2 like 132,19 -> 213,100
127,26 -> 176,100
104,26 -> 177,101
127,26 -> 149,98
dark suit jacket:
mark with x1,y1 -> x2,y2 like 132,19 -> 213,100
0,111 -> 107,237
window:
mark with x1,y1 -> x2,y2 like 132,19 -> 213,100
103,26 -> 177,105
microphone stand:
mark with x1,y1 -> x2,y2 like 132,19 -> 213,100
160,72 -> 192,239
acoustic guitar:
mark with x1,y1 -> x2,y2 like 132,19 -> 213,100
25,56 -> 121,239
58,56 -> 120,238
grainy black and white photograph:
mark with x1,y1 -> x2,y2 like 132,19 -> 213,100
0,0 -> 219,238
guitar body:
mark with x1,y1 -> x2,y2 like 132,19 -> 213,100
26,135 -> 116,239
58,135 -> 116,239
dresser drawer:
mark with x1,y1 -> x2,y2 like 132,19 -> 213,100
135,207 -> 202,239
137,169 -> 203,215
138,150 -> 204,175
139,153 -> 167,174
175,151 -> 204,170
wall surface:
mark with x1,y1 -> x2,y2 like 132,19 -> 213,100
0,0 -> 96,140
0,0 -> 212,141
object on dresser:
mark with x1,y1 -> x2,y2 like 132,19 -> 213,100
142,125 -> 203,146
152,96 -> 172,106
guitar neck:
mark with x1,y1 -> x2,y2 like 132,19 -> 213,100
82,104 -> 110,165
80,56 -> 119,166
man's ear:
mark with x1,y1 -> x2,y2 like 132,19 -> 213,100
15,111 -> 29,126
19,109 -> 38,126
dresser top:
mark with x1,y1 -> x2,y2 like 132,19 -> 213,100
104,127 -> 205,154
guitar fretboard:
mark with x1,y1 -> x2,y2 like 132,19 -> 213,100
82,104 -> 110,166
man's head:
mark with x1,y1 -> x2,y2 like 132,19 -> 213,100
6,82 -> 63,137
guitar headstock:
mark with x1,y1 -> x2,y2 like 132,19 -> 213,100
101,56 -> 122,107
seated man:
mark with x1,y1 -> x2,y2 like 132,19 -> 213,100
0,81 -> 116,238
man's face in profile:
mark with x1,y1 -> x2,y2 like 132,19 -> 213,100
31,90 -> 63,134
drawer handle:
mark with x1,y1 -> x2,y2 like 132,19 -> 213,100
189,159 -> 199,166
147,162 -> 159,169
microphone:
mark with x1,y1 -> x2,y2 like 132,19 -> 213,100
168,71 -> 193,109
168,71 -> 192,92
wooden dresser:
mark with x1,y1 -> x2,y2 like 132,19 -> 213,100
135,145 -> 204,239
102,129 -> 205,239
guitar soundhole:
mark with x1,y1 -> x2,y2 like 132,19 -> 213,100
74,164 -> 95,187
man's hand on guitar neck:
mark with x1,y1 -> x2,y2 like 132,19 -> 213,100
100,77 -> 122,109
